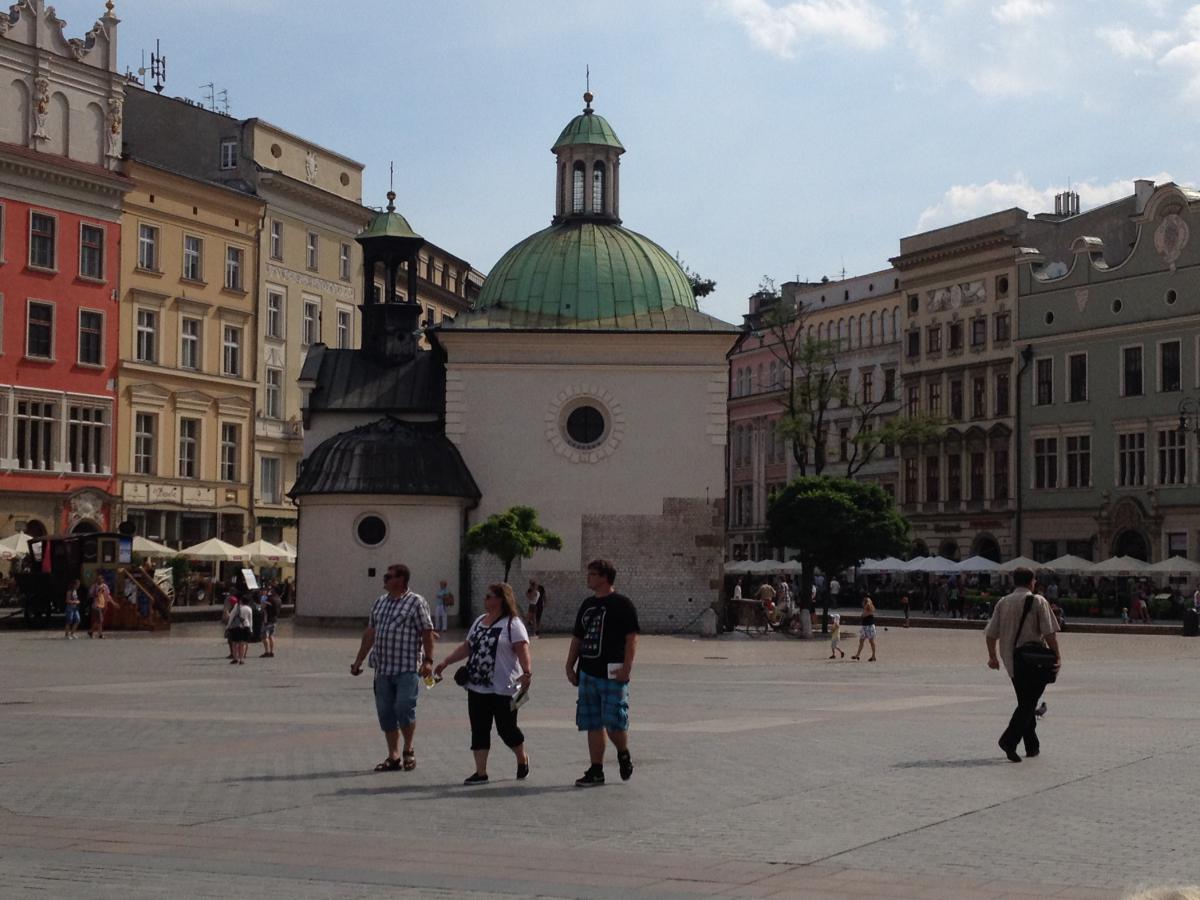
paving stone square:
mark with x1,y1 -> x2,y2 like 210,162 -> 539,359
1,621 -> 1197,898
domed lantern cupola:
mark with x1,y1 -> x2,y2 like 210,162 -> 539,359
355,191 -> 426,365
551,91 -> 624,225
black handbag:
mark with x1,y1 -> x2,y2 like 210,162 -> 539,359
453,666 -> 469,687
1013,594 -> 1058,684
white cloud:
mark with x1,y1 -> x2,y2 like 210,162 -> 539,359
915,173 -> 1175,231
1095,24 -> 1174,60
991,0 -> 1053,24
719,0 -> 890,57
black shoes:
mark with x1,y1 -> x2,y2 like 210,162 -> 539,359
999,741 -> 1022,763
617,750 -> 633,781
516,760 -> 529,780
1035,702 -> 1047,718
575,766 -> 605,787
463,772 -> 489,785
1025,749 -> 1040,758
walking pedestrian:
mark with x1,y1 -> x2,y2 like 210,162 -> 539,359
524,578 -> 541,637
64,579 -> 81,639
88,577 -> 113,638
349,563 -> 434,772
900,592 -> 910,628
827,612 -> 845,659
984,567 -> 1061,763
260,587 -> 280,657
435,582 -> 532,785
851,594 -> 877,661
732,578 -> 743,602
433,579 -> 452,633
565,558 -> 640,787
226,593 -> 253,665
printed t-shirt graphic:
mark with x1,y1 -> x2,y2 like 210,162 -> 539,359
466,620 -> 502,688
572,593 -> 640,679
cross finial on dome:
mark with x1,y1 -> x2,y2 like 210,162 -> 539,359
583,64 -> 593,113
386,191 -> 396,213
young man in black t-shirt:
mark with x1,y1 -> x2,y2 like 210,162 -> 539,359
565,558 -> 640,786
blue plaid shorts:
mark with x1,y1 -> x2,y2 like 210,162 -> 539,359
576,670 -> 630,732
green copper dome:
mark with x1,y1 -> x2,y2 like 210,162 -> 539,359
475,221 -> 696,323
357,192 -> 422,242
552,111 -> 624,152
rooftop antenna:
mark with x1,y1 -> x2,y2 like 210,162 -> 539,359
217,88 -> 229,115
387,161 -> 396,212
200,82 -> 214,111
149,38 -> 166,94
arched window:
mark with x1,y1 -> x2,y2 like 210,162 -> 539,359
757,364 -> 764,392
892,307 -> 900,338
817,322 -> 826,342
858,314 -> 865,347
572,161 -> 585,214
838,318 -> 846,349
592,161 -> 605,214
869,311 -> 877,345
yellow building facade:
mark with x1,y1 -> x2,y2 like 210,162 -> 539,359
117,160 -> 262,548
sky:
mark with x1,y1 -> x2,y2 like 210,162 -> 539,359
46,0 -> 1200,324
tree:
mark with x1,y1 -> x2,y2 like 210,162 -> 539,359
765,477 -> 910,632
675,255 -> 717,299
464,505 -> 563,582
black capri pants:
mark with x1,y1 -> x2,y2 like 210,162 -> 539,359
468,689 -> 524,751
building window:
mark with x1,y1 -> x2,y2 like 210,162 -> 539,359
1168,531 -> 1188,560
993,448 -> 1010,500
266,290 -> 283,339
1066,435 -> 1091,488
265,367 -> 283,419
180,317 -> 201,370
426,305 -> 437,328
839,427 -> 849,462
302,300 -> 320,345
1034,437 -> 1058,489
135,309 -> 157,363
27,301 -> 54,359
948,321 -> 963,352
995,372 -> 1010,416
572,161 -> 585,213
904,458 -> 918,501
1161,340 -> 1182,392
1118,431 -> 1147,487
1158,428 -> 1187,485
260,456 -> 282,504
220,423 -> 239,482
183,235 -> 203,281
592,161 -> 605,213
14,398 -> 56,470
222,325 -> 242,376
67,404 -> 107,474
1035,358 -> 1053,406
337,308 -> 351,348
270,220 -> 283,260
927,324 -> 942,353
906,329 -> 920,358
79,224 -> 104,279
949,380 -> 963,420
883,369 -> 896,402
134,412 -> 156,475
306,232 -> 319,271
970,451 -> 986,499
1032,540 -> 1058,564
1122,346 -> 1144,396
78,310 -> 103,366
178,418 -> 200,479
861,370 -> 874,404
947,453 -> 962,501
927,381 -> 942,416
994,312 -> 1011,342
925,455 -> 940,503
972,376 -> 986,418
219,138 -> 238,170
971,317 -> 987,348
137,223 -> 158,270
224,246 -> 244,290
339,242 -> 351,280
29,212 -> 56,269
1068,353 -> 1087,403
906,384 -> 919,417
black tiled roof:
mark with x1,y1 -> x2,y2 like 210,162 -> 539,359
289,417 -> 480,500
300,345 -> 444,415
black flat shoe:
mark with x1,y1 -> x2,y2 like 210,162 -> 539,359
1025,749 -> 1040,758
999,741 -> 1021,763
516,761 -> 529,780
463,772 -> 489,785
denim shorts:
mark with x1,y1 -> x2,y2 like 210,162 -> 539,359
576,670 -> 630,732
65,608 -> 80,625
373,672 -> 421,732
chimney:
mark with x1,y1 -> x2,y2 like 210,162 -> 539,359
1054,190 -> 1080,217
1134,178 -> 1154,214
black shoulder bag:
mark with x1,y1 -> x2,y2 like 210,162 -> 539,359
1013,594 -> 1058,684
454,616 -> 514,688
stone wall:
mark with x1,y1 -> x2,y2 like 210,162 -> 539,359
464,497 -> 725,634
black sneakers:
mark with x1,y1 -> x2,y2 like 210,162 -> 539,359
516,761 -> 529,780
1035,702 -> 1047,718
574,766 -> 605,787
617,750 -> 633,781
463,772 -> 489,785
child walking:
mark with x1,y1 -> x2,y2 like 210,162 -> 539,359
828,612 -> 845,659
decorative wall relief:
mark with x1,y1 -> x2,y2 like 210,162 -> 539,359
1154,213 -> 1189,271
106,96 -> 122,158
926,280 -> 986,312
32,72 -> 49,140
1074,289 -> 1089,312
304,151 -> 318,184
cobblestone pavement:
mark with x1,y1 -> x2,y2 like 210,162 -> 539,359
1,621 -> 1198,898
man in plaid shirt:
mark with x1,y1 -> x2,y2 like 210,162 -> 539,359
351,564 -> 434,772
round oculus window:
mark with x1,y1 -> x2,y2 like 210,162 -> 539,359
1166,289 -> 1178,305
1112,298 -> 1123,314
355,515 -> 387,547
565,405 -> 606,449
1044,311 -> 1055,325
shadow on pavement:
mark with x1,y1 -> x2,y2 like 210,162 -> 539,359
328,783 -> 580,799
893,758 -> 1008,769
222,770 -> 376,784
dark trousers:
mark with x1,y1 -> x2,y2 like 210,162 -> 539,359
999,671 -> 1046,753
468,689 -> 524,751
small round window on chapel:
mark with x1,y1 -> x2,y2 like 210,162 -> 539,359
355,514 -> 387,547
565,405 -> 606,449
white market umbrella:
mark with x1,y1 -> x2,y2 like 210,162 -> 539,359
0,531 -> 31,559
1146,556 -> 1200,576
277,541 -> 297,556
1089,555 -> 1151,576
994,556 -> 1045,573
905,555 -> 960,574
239,539 -> 295,564
724,560 -> 756,574
178,537 -> 250,562
133,536 -> 176,557
955,555 -> 1000,573
1044,554 -> 1096,575
859,557 -> 907,573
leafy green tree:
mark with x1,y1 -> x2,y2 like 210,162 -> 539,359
766,477 -> 909,632
464,505 -> 563,582
675,254 -> 717,299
